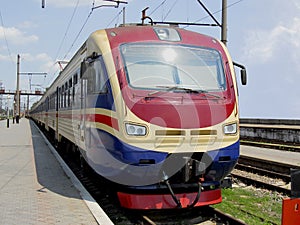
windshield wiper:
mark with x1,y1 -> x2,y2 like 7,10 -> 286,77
196,89 -> 224,99
148,86 -> 223,99
148,86 -> 198,96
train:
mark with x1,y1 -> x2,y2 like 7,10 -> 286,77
30,24 -> 247,209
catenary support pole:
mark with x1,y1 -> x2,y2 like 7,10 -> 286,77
123,7 -> 126,26
16,54 -> 20,123
221,0 -> 228,45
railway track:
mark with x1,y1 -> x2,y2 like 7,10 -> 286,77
62,150 -> 247,225
232,154 -> 293,195
234,140 -> 300,196
139,207 -> 247,225
231,171 -> 290,195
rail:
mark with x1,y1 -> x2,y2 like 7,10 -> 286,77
233,156 -> 292,195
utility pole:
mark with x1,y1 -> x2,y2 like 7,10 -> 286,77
221,0 -> 228,45
16,54 -> 47,121
122,7 -> 126,26
196,0 -> 228,45
27,95 -> 29,117
16,54 -> 20,123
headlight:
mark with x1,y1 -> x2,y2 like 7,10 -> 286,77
125,123 -> 147,136
223,123 -> 237,135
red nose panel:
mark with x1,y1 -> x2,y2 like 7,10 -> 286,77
125,95 -> 234,129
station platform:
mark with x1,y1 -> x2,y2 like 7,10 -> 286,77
240,145 -> 300,168
0,118 -> 113,225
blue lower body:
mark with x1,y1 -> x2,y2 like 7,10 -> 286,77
84,128 -> 239,187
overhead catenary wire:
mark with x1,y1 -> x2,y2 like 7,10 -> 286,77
149,0 -> 244,29
62,0 -> 96,60
62,0 -> 127,60
45,0 -> 80,87
0,9 -> 14,66
47,0 -> 126,87
183,0 -> 244,28
149,0 -> 168,16
54,0 -> 80,62
162,0 -> 179,21
19,55 -> 46,90
106,9 -> 123,28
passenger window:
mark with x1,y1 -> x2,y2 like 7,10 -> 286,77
73,74 -> 78,85
61,86 -> 64,108
64,83 -> 68,108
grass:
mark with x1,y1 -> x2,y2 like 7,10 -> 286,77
213,187 -> 283,225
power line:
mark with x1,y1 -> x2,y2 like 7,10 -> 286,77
162,0 -> 179,21
46,0 -> 80,87
149,0 -> 168,16
0,9 -> 14,66
48,0 -> 128,87
62,0 -> 128,60
63,0 -> 96,60
106,9 -> 123,28
196,0 -> 221,27
54,0 -> 80,61
183,0 -> 244,28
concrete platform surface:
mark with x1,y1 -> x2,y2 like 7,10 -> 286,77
0,118 -> 111,224
240,144 -> 300,167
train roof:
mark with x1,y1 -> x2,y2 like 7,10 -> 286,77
30,24 -> 225,111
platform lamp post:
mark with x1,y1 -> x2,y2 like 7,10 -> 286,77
6,95 -> 10,128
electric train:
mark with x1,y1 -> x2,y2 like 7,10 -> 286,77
30,24 -> 247,209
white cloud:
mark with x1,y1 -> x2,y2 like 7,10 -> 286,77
21,53 -> 51,62
292,0 -> 300,9
20,53 -> 54,71
242,17 -> 300,65
17,21 -> 38,30
240,0 -> 300,65
0,26 -> 38,45
0,53 -> 11,62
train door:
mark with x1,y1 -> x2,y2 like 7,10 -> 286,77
45,96 -> 49,131
55,87 -> 59,141
79,55 -> 108,148
80,76 -> 87,143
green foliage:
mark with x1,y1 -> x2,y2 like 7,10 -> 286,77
214,187 -> 282,225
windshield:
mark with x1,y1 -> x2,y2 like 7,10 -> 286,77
120,44 -> 226,92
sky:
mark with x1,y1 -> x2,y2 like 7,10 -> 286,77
0,0 -> 300,119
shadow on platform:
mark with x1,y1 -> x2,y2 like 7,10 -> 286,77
29,120 -> 82,200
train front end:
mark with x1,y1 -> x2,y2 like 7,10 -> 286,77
87,25 -> 241,209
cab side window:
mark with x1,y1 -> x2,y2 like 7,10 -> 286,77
87,56 -> 108,94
